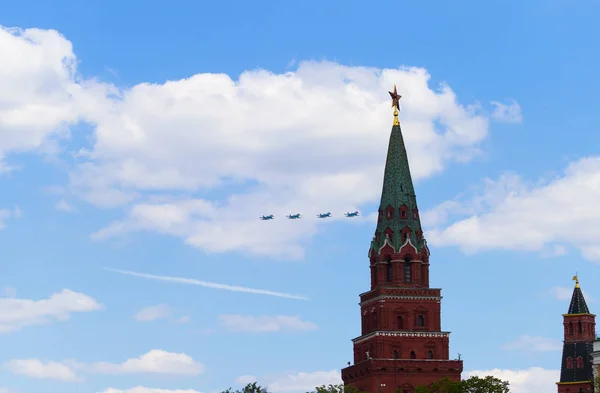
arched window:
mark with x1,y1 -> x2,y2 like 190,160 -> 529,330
567,357 -> 573,369
417,315 -> 425,327
393,350 -> 398,359
386,260 -> 393,282
397,315 -> 404,329
362,316 -> 368,331
569,322 -> 574,334
372,312 -> 377,327
404,260 -> 411,283
577,356 -> 584,368
410,351 -> 416,359
578,321 -> 582,334
427,350 -> 434,359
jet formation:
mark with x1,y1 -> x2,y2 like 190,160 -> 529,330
259,211 -> 359,220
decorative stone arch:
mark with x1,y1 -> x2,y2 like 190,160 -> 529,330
378,241 -> 395,257
378,209 -> 383,223
413,207 -> 419,219
566,357 -> 573,369
576,356 -> 584,368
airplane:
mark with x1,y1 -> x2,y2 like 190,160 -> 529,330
259,215 -> 274,220
286,213 -> 301,219
345,211 -> 360,217
317,212 -> 332,218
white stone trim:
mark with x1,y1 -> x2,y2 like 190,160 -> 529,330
352,330 -> 451,344
360,295 -> 442,307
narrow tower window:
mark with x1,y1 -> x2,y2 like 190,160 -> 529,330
577,356 -> 584,368
410,351 -> 416,359
578,321 -> 582,333
567,357 -> 573,369
427,350 -> 434,359
569,322 -> 573,335
393,350 -> 398,359
386,260 -> 393,282
372,312 -> 377,327
404,260 -> 412,283
417,315 -> 425,327
397,316 -> 404,329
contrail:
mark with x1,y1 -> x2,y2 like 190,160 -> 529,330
103,267 -> 308,300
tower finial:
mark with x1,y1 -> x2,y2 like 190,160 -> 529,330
573,274 -> 580,288
388,84 -> 402,126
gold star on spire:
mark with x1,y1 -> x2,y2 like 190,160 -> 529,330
388,84 -> 402,125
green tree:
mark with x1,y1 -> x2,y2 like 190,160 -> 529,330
461,376 -> 510,393
414,375 -> 510,393
308,384 -> 364,393
414,377 -> 462,393
221,382 -> 269,393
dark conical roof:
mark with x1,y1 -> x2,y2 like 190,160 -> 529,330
568,281 -> 590,314
370,112 -> 425,253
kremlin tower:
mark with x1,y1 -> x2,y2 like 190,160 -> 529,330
340,86 -> 463,393
557,276 -> 596,393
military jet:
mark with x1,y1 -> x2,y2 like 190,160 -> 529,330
345,211 -> 360,217
259,215 -> 274,220
317,212 -> 332,218
286,213 -> 301,219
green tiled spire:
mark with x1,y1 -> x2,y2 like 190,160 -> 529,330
568,276 -> 590,314
370,98 -> 425,254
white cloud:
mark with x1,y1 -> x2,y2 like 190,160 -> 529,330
7,350 -> 204,383
134,304 -> 172,322
55,199 -> 77,212
176,315 -> 190,324
219,315 -> 317,332
427,158 -> 600,261
0,207 -> 21,229
105,267 -> 307,300
0,289 -> 103,333
99,388 -> 203,393
465,367 -> 559,393
1,25 -> 501,258
4,358 -> 81,382
501,335 -> 562,352
491,100 -> 522,123
253,370 -> 341,392
0,26 -> 112,167
87,349 -> 204,376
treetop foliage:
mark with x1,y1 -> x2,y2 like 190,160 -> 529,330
222,375 -> 511,393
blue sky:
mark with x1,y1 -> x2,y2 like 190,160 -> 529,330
1,1 -> 600,392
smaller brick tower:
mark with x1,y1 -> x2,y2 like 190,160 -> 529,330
557,276 -> 596,393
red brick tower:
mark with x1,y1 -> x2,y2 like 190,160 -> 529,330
556,276 -> 596,393
341,86 -> 463,393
